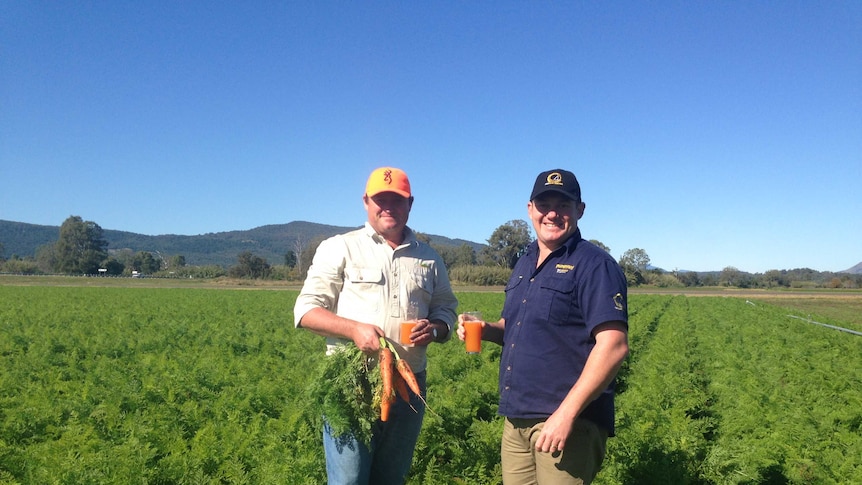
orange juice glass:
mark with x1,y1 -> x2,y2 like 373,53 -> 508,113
400,321 -> 418,346
463,311 -> 482,354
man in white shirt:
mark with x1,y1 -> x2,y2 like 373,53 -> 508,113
294,166 -> 458,484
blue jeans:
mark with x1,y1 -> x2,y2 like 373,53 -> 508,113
323,371 -> 427,485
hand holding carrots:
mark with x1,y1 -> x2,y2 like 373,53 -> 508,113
351,322 -> 386,353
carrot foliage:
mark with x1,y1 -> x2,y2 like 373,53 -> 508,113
306,344 -> 381,446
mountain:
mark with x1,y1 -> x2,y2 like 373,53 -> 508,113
842,262 -> 862,275
0,220 -> 485,267
0,221 -> 59,258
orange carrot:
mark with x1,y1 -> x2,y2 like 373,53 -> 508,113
395,358 -> 421,397
379,337 -> 431,415
379,346 -> 394,421
393,371 -> 411,403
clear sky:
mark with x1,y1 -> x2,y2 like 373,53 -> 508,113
2,1 -> 860,274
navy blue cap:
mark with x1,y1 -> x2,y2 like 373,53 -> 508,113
530,169 -> 581,201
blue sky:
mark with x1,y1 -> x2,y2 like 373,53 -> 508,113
2,1 -> 860,273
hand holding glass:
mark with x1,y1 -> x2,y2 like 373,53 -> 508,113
461,311 -> 483,354
400,301 -> 419,347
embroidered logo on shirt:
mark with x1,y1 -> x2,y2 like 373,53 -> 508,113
613,292 -> 625,311
555,264 -> 574,273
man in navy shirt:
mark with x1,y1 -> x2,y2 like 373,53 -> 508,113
458,169 -> 629,484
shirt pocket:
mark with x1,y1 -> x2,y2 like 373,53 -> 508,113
539,277 -> 581,326
504,274 -> 525,293
340,267 -> 385,316
344,266 -> 384,285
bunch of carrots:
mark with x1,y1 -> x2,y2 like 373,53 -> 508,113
377,337 -> 423,421
307,337 -> 424,446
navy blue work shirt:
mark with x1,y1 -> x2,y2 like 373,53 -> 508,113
498,230 -> 628,435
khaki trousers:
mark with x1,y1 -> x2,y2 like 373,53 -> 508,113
501,417 -> 608,485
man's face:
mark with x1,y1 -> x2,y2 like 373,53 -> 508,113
365,192 -> 413,240
528,193 -> 584,250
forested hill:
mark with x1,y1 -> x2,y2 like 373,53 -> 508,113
0,220 -> 485,267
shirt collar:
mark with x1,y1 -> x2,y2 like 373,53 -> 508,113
560,228 -> 583,254
363,222 -> 416,247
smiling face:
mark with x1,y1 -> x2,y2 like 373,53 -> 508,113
528,193 -> 585,253
364,191 -> 413,246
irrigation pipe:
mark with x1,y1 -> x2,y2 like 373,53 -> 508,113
786,314 -> 862,337
744,300 -> 862,336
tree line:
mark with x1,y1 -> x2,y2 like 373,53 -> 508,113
1,216 -> 859,289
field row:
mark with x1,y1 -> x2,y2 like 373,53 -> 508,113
606,295 -> 862,484
0,287 -> 859,484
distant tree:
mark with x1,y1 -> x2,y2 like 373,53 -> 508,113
229,251 -> 271,279
299,237 -> 326,279
619,248 -> 651,286
719,266 -> 742,287
431,244 -> 456,269
589,239 -> 610,253
167,255 -> 186,269
102,258 -> 125,275
677,271 -> 702,287
35,244 -> 57,273
701,272 -> 719,286
762,270 -> 789,288
430,242 -> 476,269
54,216 -> 108,274
130,251 -> 161,274
111,249 -> 134,267
481,220 -> 532,269
293,237 -> 306,278
0,242 -> 4,261
284,250 -> 297,269
453,243 -> 476,267
619,248 -> 650,270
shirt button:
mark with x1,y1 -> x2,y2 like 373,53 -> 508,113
522,299 -> 526,303
506,366 -> 511,371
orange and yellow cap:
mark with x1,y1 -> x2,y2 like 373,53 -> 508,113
365,167 -> 411,198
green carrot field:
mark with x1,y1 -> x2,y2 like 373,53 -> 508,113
1,283 -> 860,484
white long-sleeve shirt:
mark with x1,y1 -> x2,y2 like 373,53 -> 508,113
294,222 -> 458,372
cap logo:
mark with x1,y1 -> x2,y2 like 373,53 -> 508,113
545,172 -> 564,186
383,169 -> 393,185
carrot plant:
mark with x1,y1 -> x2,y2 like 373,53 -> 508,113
601,296 -> 862,485
306,342 -> 380,445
